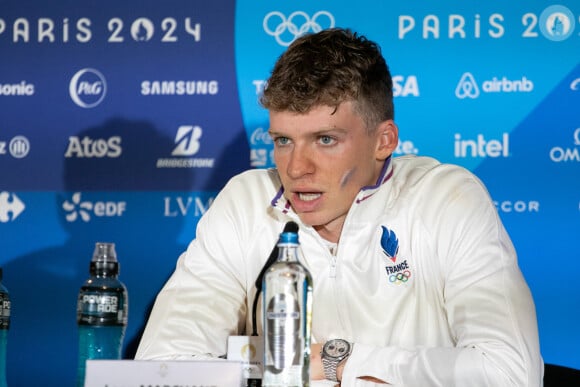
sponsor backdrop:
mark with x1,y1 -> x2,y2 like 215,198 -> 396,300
0,0 -> 578,385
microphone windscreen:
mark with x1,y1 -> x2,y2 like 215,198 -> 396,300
283,221 -> 299,234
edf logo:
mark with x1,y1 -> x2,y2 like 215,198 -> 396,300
69,68 -> 107,108
62,192 -> 126,222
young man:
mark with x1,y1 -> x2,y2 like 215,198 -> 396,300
136,28 -> 543,386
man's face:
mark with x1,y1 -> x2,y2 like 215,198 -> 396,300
269,101 -> 396,241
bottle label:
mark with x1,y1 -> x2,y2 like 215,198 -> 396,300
0,292 -> 10,330
265,293 -> 302,369
77,290 -> 126,326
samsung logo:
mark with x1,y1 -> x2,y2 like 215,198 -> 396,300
141,80 -> 219,96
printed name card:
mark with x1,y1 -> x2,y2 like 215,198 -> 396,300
84,359 -> 242,387
227,336 -> 264,383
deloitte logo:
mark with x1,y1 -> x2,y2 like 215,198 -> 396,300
455,72 -> 533,99
539,5 -> 575,42
69,68 -> 107,108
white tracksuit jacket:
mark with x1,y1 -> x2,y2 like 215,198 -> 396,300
136,155 -> 543,386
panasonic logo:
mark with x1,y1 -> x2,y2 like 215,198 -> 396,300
0,81 -> 35,96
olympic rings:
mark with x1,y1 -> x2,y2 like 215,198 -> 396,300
389,270 -> 411,284
263,11 -> 335,46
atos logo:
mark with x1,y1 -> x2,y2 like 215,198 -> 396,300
69,68 -> 107,108
0,192 -> 25,222
62,192 -> 126,222
64,136 -> 122,158
456,72 -> 533,99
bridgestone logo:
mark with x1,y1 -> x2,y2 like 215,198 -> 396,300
156,158 -> 215,168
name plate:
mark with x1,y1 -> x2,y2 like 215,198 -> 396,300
84,360 -> 242,387
227,336 -> 264,384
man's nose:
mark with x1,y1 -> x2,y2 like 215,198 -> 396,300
287,145 -> 315,178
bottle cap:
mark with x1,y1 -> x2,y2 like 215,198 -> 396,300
90,242 -> 119,276
278,231 -> 299,245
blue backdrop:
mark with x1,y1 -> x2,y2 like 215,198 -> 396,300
0,1 -> 578,386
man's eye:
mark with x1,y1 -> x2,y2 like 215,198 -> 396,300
275,137 -> 290,146
319,135 -> 335,145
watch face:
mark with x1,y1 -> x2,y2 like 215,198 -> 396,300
324,339 -> 350,359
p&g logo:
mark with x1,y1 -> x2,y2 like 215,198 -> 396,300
69,68 -> 107,108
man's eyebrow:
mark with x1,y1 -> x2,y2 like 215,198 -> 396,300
269,127 -> 348,136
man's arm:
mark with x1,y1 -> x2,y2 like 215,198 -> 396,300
314,168 -> 543,386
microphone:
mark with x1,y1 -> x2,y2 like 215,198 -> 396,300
251,221 -> 299,336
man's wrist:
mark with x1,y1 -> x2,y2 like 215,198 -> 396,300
336,358 -> 347,382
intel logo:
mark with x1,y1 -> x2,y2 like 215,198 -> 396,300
69,68 -> 107,108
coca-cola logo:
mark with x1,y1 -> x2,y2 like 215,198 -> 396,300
250,127 -> 272,145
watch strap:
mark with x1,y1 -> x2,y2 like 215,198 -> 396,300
322,355 -> 340,382
322,340 -> 351,382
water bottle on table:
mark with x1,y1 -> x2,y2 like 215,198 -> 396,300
262,224 -> 313,387
76,242 -> 128,387
0,268 -> 10,387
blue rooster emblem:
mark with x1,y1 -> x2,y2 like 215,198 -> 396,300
381,226 -> 399,263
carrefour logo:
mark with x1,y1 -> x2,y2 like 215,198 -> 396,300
62,192 -> 126,222
455,72 -> 533,99
0,192 -> 25,222
69,68 -> 107,108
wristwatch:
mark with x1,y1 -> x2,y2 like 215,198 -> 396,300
321,339 -> 352,382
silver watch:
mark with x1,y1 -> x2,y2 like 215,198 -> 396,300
321,339 -> 352,382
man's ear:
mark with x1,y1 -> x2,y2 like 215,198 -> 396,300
375,120 -> 398,160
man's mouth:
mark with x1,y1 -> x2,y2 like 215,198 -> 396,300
298,192 -> 322,201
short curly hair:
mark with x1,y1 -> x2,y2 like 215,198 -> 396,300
260,28 -> 394,131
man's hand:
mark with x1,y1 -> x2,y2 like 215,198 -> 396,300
310,343 -> 325,380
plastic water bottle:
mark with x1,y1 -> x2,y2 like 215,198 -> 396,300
262,227 -> 313,387
0,268 -> 10,387
76,242 -> 128,387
